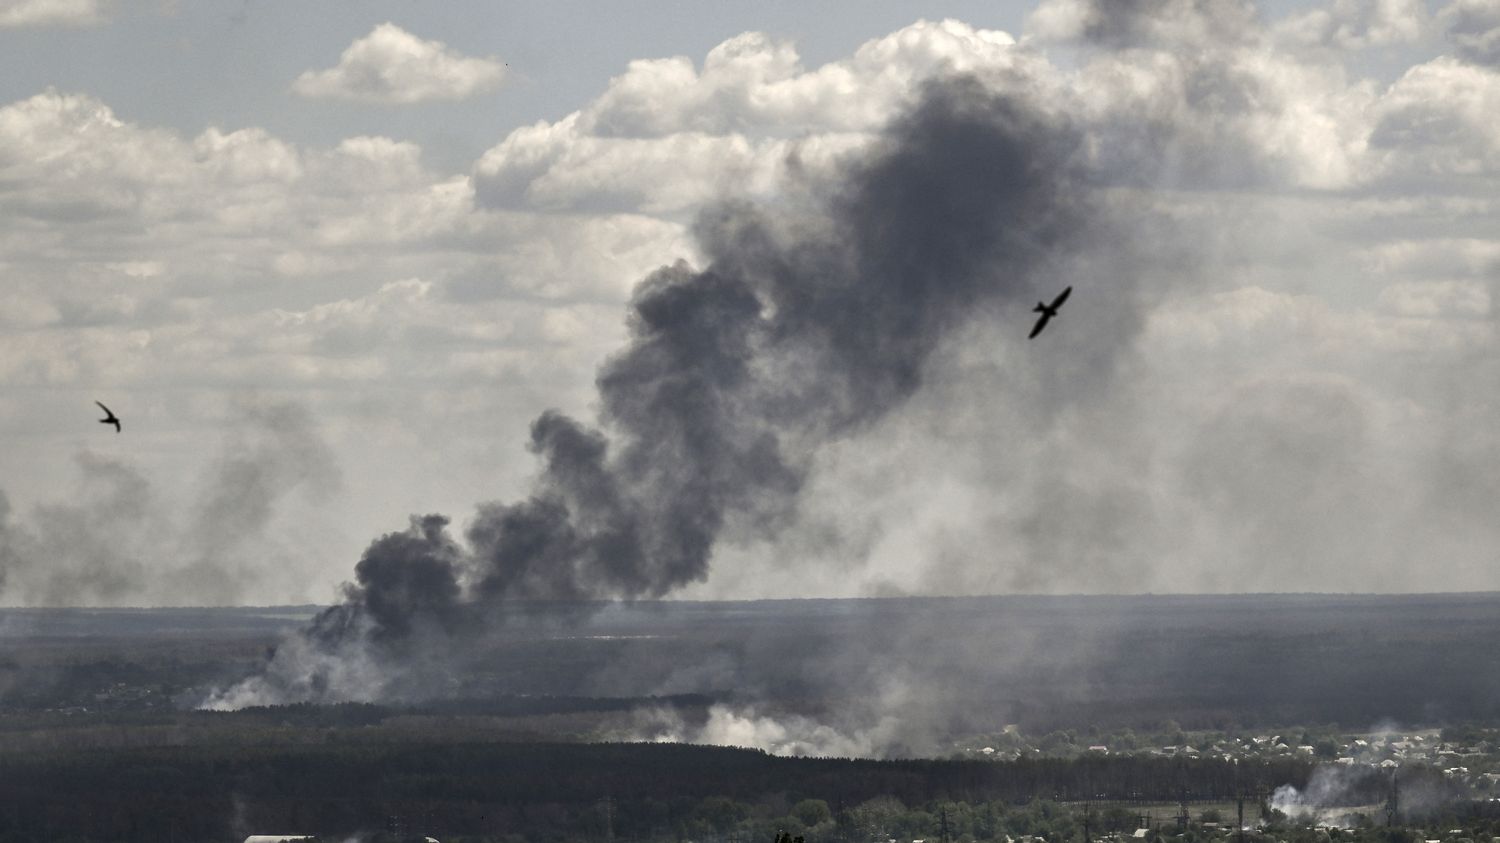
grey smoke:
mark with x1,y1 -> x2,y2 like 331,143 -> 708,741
205,72 -> 1135,708
0,452 -> 152,605
465,76 -> 1088,600
180,402 -> 342,604
0,401 -> 339,607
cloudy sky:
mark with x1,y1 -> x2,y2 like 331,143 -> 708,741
1,0 -> 1497,607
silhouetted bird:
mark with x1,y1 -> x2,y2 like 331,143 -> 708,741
95,401 -> 120,433
1028,286 -> 1073,339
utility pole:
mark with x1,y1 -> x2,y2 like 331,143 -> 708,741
941,805 -> 952,843
1236,792 -> 1245,843
1385,772 -> 1399,828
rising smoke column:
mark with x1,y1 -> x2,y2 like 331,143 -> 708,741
204,73 -> 1099,708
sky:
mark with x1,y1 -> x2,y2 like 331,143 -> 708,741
0,0 -> 1498,607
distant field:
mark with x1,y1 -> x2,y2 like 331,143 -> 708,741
0,594 -> 1497,730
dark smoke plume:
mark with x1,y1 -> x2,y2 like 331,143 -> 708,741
204,74 -> 1102,708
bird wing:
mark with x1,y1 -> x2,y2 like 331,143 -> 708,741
94,400 -> 113,417
1050,286 -> 1073,309
1028,312 -> 1052,339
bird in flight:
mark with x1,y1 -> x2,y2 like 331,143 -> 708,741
1028,286 -> 1073,339
95,401 -> 121,433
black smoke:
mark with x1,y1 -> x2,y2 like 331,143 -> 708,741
205,74 -> 1104,708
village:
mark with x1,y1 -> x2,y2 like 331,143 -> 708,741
958,727 -> 1500,796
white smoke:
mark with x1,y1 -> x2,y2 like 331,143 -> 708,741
1271,765 -> 1377,826
632,703 -> 906,758
199,614 -> 388,710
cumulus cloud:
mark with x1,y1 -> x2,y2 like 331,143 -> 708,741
1275,0 -> 1429,50
0,0 -> 104,28
293,23 -> 506,104
1370,56 -> 1500,179
578,21 -> 1030,137
473,20 -> 1048,214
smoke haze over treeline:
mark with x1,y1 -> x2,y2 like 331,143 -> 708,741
190,0 -> 1500,713
0,1 -> 1496,759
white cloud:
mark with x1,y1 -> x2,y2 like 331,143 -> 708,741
1148,286 -> 1494,360
1369,56 -> 1500,178
1025,0 -> 1500,190
1275,0 -> 1429,50
0,87 -> 680,414
474,114 -> 819,214
1067,44 -> 1378,189
1363,237 -> 1500,279
0,0 -> 104,28
474,20 -> 1036,214
1376,280 -> 1491,317
293,23 -> 506,104
579,20 -> 1028,137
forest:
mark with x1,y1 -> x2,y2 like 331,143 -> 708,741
0,741 -> 1322,843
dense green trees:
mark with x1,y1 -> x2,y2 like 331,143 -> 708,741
0,735 -> 1484,843
0,742 -> 1317,843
